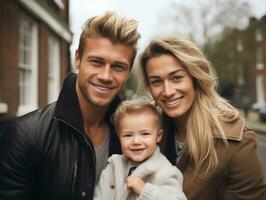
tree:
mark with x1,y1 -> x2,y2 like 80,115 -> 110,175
123,72 -> 139,98
167,0 -> 251,47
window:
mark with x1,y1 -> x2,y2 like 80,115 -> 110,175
256,47 -> 265,70
48,36 -> 60,103
256,74 -> 265,103
53,0 -> 65,10
236,38 -> 243,52
255,28 -> 263,42
18,15 -> 38,116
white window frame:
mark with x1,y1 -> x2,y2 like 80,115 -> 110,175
256,47 -> 265,70
0,88 -> 8,114
17,15 -> 38,116
53,0 -> 65,10
47,36 -> 60,103
256,74 -> 265,103
256,29 -> 263,42
0,103 -> 8,114
17,0 -> 71,42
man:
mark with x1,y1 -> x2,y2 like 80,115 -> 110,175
0,11 -> 140,200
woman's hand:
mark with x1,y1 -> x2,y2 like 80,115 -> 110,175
126,176 -> 144,195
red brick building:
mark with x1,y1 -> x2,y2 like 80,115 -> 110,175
205,16 -> 266,108
254,16 -> 266,107
0,0 -> 72,118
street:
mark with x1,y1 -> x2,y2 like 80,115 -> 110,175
257,133 -> 266,180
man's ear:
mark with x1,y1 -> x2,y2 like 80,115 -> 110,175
156,129 -> 164,143
74,50 -> 81,70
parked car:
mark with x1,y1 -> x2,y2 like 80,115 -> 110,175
259,105 -> 266,123
251,101 -> 266,111
252,101 -> 266,123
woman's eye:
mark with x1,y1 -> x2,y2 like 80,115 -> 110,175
171,75 -> 182,81
149,79 -> 161,86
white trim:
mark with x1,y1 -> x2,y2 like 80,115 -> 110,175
17,105 -> 37,116
256,74 -> 265,103
32,20 -> 39,110
0,103 -> 8,114
48,36 -> 60,103
17,0 -> 72,43
53,0 -> 65,10
256,63 -> 265,70
17,15 -> 39,116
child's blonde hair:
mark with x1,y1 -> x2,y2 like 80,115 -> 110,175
113,98 -> 162,133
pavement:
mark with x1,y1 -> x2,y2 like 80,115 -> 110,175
242,110 -> 266,135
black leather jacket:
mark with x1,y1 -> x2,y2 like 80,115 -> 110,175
0,73 -> 121,200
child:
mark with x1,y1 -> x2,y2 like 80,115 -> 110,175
93,99 -> 187,200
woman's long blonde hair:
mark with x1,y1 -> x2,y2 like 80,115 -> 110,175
139,34 -> 239,174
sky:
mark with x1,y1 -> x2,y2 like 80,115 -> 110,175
69,0 -> 266,65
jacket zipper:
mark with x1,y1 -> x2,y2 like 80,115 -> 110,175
72,160 -> 78,193
55,117 -> 96,163
55,117 -> 96,194
72,137 -> 78,194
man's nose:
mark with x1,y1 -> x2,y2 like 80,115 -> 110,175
98,65 -> 112,81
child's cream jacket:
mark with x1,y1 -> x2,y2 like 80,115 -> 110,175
93,146 -> 187,200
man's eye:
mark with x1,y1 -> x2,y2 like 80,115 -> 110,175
89,59 -> 103,66
113,64 -> 127,72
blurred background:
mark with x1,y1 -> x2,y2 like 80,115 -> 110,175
1,0 -> 266,121
1,0 -> 266,177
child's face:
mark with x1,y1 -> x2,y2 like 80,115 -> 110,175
118,112 -> 163,165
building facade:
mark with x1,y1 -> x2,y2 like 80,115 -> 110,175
205,16 -> 266,108
0,0 -> 72,118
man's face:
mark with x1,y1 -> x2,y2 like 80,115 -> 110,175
75,37 -> 134,108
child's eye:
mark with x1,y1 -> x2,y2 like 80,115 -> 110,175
122,134 -> 133,138
142,132 -> 151,136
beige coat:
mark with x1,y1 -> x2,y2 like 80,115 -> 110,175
94,147 -> 187,200
161,117 -> 266,200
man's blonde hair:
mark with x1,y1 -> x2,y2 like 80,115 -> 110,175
113,98 -> 162,133
78,11 -> 141,66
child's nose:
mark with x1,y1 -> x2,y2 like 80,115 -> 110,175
132,135 -> 141,144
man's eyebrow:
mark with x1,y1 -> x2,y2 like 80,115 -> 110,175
86,55 -> 104,60
113,61 -> 130,67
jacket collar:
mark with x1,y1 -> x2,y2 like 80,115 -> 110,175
215,117 -> 245,141
54,73 -> 121,134
161,114 -> 245,170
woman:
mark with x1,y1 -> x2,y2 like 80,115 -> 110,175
139,34 -> 266,200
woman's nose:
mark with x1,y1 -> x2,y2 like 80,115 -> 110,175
163,81 -> 175,97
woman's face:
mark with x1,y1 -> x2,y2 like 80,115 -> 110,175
145,54 -> 195,119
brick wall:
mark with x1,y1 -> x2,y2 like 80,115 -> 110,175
2,0 -> 19,117
38,24 -> 49,107
0,0 -> 71,118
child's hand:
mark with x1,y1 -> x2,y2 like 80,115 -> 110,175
126,176 -> 144,195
